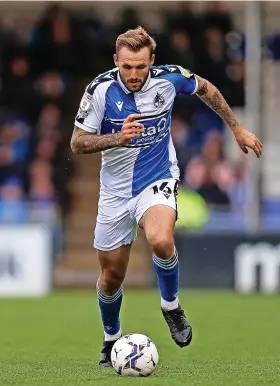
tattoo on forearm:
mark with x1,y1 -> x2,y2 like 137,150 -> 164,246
196,77 -> 240,131
71,131 -> 119,154
196,81 -> 208,96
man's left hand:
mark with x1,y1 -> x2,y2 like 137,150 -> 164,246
234,126 -> 263,158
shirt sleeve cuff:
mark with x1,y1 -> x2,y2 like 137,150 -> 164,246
74,121 -> 99,134
190,75 -> 199,95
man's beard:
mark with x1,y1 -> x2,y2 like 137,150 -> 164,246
120,72 -> 149,92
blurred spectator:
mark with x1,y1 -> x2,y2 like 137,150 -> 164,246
33,102 -> 73,217
32,71 -> 72,120
0,118 -> 31,166
28,158 -> 56,223
225,59 -> 245,106
165,30 -> 196,70
228,160 -> 246,211
117,8 -> 143,35
184,131 -> 236,208
28,158 -> 62,259
29,158 -> 54,198
36,103 -> 62,137
203,2 -> 233,35
198,27 -> 229,93
0,177 -> 28,223
0,56 -> 36,120
31,4 -> 80,75
164,2 -> 200,42
171,115 -> 197,175
2,16 -> 34,67
34,72 -> 67,100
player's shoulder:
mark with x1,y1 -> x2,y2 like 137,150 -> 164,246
151,64 -> 195,79
86,68 -> 118,95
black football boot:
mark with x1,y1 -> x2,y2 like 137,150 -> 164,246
161,304 -> 192,348
99,338 -> 117,367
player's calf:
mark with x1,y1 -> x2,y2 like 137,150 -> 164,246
152,246 -> 193,348
98,267 -> 125,295
97,248 -> 130,366
97,281 -> 123,366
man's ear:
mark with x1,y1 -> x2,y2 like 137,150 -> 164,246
151,54 -> 155,66
113,54 -> 118,67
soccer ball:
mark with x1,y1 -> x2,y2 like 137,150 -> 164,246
111,333 -> 159,377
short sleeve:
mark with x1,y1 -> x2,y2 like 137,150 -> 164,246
167,65 -> 198,95
74,83 -> 105,134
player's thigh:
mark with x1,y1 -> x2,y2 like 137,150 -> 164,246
142,205 -> 176,247
94,193 -> 137,251
136,179 -> 178,254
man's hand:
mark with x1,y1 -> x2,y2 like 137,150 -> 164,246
118,114 -> 144,145
233,126 -> 263,158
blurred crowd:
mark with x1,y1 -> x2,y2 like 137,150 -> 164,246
0,4 -> 78,227
3,2 -> 279,234
0,2 -> 245,226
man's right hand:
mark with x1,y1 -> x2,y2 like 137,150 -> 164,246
118,114 -> 144,145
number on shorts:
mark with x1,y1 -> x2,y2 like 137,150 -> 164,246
152,181 -> 172,196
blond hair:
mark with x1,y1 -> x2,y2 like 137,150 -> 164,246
116,26 -> 156,56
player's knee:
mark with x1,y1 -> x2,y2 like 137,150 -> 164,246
148,234 -> 174,259
99,268 -> 125,294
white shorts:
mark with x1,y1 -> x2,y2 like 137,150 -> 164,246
94,178 -> 178,251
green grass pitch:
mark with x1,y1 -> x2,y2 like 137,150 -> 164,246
1,290 -> 280,385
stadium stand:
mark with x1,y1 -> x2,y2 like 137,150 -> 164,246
0,2 -> 279,285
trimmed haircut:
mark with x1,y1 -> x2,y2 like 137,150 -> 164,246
116,26 -> 156,56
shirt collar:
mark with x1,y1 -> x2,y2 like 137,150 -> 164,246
117,69 -> 151,94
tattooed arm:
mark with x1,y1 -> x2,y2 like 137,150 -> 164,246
71,114 -> 144,154
195,75 -> 263,158
71,127 -> 119,154
196,76 -> 240,132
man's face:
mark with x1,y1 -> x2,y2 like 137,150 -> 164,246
114,47 -> 155,92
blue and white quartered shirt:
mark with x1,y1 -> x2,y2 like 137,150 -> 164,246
74,65 -> 198,198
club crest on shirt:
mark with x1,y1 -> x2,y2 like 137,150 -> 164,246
153,92 -> 165,108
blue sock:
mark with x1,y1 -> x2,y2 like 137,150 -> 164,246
96,281 -> 122,339
153,248 -> 179,309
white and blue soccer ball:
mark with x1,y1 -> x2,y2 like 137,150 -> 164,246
111,333 -> 159,377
